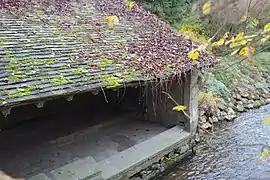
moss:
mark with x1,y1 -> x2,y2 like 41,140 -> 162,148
100,74 -> 121,89
163,157 -> 174,168
70,68 -> 89,76
8,74 -> 27,82
253,100 -> 265,108
8,88 -> 32,98
51,76 -> 68,85
47,58 -> 56,65
121,53 -> 128,59
97,57 -> 114,69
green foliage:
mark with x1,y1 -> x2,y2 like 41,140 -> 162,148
211,52 -> 270,90
138,0 -> 194,29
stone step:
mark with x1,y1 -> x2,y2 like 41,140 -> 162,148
28,156 -> 102,180
97,126 -> 190,180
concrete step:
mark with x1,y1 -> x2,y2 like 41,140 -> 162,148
27,126 -> 190,180
28,156 -> 102,180
97,126 -> 190,180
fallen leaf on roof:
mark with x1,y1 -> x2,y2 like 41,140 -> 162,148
125,1 -> 135,9
34,9 -> 44,14
106,16 -> 119,24
188,51 -> 200,61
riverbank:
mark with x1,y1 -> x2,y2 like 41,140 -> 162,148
195,52 -> 270,142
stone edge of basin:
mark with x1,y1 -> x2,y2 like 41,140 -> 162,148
27,126 -> 192,180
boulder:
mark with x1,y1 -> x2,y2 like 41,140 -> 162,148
238,87 -> 249,98
227,107 -> 236,115
200,115 -> 207,123
241,98 -> 248,105
201,122 -> 212,130
224,114 -> 237,121
212,116 -> 219,123
245,103 -> 254,109
218,103 -> 227,111
236,104 -> 245,112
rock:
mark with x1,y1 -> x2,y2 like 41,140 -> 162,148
195,133 -> 200,143
236,104 -> 244,112
201,122 -> 212,130
245,103 -> 254,109
218,115 -> 225,121
248,99 -> 254,104
228,102 -> 235,108
238,87 -> 249,98
208,117 -> 213,123
212,116 -> 219,123
220,110 -> 226,116
224,114 -> 237,121
218,103 -> 226,111
249,94 -> 256,100
199,110 -> 205,117
237,101 -> 243,105
241,98 -> 248,105
200,115 -> 207,123
235,93 -> 242,100
227,107 -> 236,115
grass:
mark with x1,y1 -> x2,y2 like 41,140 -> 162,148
211,52 -> 270,90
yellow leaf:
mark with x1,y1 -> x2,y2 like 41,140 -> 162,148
106,16 -> 119,25
172,105 -> 187,112
212,38 -> 225,47
261,36 -> 270,43
229,32 -> 247,48
34,9 -> 44,15
188,51 -> 200,61
251,17 -> 259,27
202,1 -> 211,15
263,115 -> 270,125
264,23 -> 270,32
239,45 -> 255,57
260,148 -> 270,161
125,1 -> 135,9
229,37 -> 238,48
240,15 -> 247,22
236,32 -> 245,40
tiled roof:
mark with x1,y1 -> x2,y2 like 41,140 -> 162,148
0,0 -> 214,109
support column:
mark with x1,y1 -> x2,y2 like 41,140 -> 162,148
183,70 -> 199,134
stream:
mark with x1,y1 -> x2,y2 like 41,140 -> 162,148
162,104 -> 270,180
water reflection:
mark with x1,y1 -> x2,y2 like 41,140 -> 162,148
163,105 -> 270,180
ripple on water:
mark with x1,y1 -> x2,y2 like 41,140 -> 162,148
162,105 -> 270,180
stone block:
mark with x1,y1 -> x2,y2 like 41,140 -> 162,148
49,156 -> 102,180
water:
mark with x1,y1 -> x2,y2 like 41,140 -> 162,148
163,104 -> 270,180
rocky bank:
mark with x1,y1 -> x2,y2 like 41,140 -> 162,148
196,72 -> 270,142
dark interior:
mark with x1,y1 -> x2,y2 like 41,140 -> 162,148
0,86 -> 169,178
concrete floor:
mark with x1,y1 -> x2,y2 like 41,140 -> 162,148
0,112 -> 168,178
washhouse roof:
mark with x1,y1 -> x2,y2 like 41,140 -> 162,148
0,0 -> 214,110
